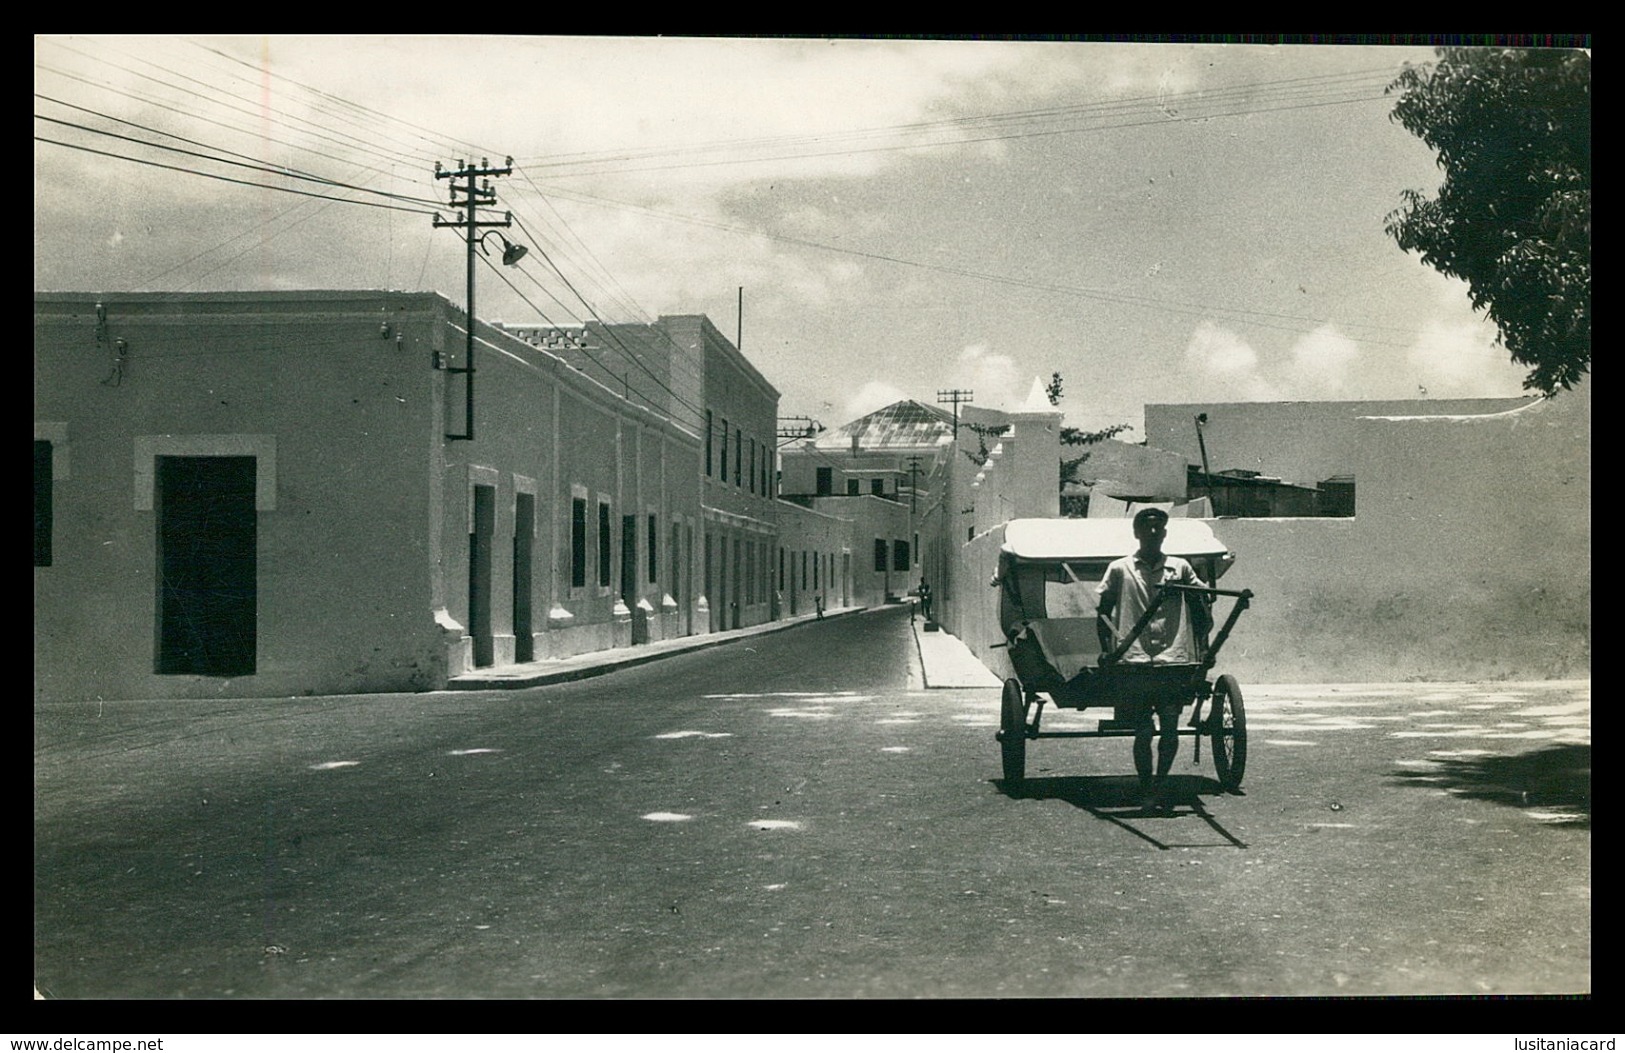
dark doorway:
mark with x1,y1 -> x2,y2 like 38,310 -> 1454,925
469,485 -> 495,667
34,440 -> 52,567
622,514 -> 646,644
683,523 -> 693,635
513,493 -> 535,663
156,455 -> 257,676
731,537 -> 742,628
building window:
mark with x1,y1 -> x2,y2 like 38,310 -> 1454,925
874,539 -> 888,573
801,550 -> 808,590
816,467 -> 832,496
720,418 -> 728,482
705,410 -> 713,477
620,514 -> 637,604
34,440 -> 52,567
893,539 -> 910,571
571,496 -> 588,588
871,478 -> 884,496
749,439 -> 757,494
669,521 -> 681,601
597,498 -> 612,588
647,513 -> 658,583
735,428 -> 742,486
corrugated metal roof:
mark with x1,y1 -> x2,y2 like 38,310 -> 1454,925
814,400 -> 955,451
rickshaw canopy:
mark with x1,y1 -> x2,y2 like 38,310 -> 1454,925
1001,517 -> 1230,563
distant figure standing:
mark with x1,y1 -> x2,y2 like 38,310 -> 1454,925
815,593 -> 825,620
917,579 -> 933,623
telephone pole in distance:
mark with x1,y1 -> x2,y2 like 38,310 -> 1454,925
936,388 -> 974,437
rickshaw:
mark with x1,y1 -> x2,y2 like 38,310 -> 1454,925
991,517 -> 1254,792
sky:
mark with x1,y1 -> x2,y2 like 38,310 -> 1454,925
34,35 -> 1540,439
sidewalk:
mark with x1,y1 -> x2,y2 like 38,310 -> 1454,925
447,605 -> 866,690
446,602 -> 1003,691
910,616 -> 1003,689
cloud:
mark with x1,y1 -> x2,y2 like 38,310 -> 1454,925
1184,321 -> 1278,400
846,380 -> 911,420
1288,325 -> 1361,396
1406,314 -> 1529,395
955,343 -> 1026,410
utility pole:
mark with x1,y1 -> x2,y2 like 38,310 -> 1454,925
433,157 -> 519,441
776,416 -> 823,445
905,455 -> 922,513
936,388 -> 974,436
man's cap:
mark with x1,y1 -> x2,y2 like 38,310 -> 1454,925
1132,507 -> 1170,527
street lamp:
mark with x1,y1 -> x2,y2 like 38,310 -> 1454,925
479,231 -> 529,267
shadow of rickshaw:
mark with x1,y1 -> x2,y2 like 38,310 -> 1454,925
992,772 -> 1249,850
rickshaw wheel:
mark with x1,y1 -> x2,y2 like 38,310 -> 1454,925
999,678 -> 1027,784
1209,674 -> 1248,792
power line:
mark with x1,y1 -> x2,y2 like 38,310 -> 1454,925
37,39 -> 1428,350
38,39 -> 435,172
520,68 -> 1400,176
34,135 -> 437,215
186,38 -> 490,163
34,111 -> 445,209
510,171 -> 656,327
34,43 -> 712,418
471,216 -> 710,430
521,182 -> 1428,348
521,65 -> 1400,169
36,60 -> 389,174
36,44 -> 703,414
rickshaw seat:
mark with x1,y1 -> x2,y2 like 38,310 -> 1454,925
1026,618 -> 1101,683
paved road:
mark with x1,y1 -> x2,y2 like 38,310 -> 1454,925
34,606 -> 1589,998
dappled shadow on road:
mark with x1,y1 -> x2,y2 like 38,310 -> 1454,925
994,774 -> 1248,850
1386,744 -> 1590,829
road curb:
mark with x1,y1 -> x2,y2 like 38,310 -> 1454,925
446,605 -> 871,690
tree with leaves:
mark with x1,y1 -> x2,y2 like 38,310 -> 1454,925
1385,47 -> 1590,395
1059,422 -> 1133,517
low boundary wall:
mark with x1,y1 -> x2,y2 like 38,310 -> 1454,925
943,390 -> 1590,684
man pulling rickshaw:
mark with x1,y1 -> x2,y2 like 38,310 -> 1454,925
1095,507 -> 1213,812
992,511 -> 1254,810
